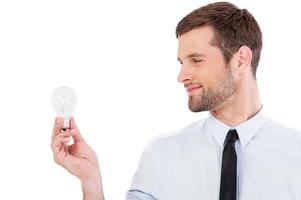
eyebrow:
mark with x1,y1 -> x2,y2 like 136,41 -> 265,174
177,53 -> 206,62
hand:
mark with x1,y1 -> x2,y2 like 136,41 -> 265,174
51,117 -> 104,199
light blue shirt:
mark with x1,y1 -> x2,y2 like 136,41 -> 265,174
126,108 -> 301,199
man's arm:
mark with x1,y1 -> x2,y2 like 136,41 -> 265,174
50,117 -> 105,200
126,139 -> 160,200
82,176 -> 104,200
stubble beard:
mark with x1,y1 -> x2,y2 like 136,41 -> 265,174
188,67 -> 237,112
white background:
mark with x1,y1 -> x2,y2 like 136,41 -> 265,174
0,0 -> 301,199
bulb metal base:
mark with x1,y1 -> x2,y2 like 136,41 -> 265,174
63,118 -> 70,130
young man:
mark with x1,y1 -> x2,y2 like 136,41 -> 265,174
51,2 -> 301,200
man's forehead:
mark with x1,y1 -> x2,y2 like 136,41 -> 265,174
177,27 -> 215,59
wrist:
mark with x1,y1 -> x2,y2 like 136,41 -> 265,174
81,172 -> 104,200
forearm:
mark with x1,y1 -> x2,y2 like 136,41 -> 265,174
81,173 -> 105,200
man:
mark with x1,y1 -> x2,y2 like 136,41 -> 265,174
51,2 -> 301,200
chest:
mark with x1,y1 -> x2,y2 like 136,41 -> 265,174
155,142 -> 301,200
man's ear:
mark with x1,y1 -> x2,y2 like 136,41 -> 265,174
236,45 -> 253,70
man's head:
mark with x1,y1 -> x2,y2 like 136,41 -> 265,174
176,2 -> 262,112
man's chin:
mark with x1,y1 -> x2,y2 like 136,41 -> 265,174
188,107 -> 208,112
188,98 -> 211,112
188,103 -> 208,112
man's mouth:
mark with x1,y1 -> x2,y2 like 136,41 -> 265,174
186,85 -> 203,95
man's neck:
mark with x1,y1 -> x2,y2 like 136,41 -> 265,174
210,83 -> 262,127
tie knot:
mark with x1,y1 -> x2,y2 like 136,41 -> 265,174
225,129 -> 239,144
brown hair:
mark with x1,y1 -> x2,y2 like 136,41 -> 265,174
176,2 -> 262,78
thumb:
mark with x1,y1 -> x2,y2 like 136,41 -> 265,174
69,116 -> 77,129
70,117 -> 85,142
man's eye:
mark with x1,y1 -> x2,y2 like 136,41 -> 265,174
193,59 -> 203,63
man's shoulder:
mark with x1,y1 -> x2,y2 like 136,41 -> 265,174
143,118 -> 207,151
154,118 -> 206,141
263,117 -> 301,141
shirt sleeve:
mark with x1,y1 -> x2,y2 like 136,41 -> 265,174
126,139 -> 160,199
126,189 -> 157,200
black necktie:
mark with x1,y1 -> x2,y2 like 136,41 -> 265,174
219,129 -> 239,200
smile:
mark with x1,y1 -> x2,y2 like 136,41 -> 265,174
186,86 -> 202,95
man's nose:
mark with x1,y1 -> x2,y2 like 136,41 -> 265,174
177,65 -> 193,83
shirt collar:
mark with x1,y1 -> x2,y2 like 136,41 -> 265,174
205,106 -> 268,148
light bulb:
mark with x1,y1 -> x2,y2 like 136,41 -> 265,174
51,86 -> 77,129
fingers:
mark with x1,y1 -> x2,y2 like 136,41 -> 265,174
69,116 -> 78,129
52,117 -> 64,139
51,116 -> 85,151
51,130 -> 73,155
69,117 -> 85,142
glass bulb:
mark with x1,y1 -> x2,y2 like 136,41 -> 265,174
51,86 -> 77,129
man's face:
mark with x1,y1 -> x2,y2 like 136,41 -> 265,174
177,26 -> 237,112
